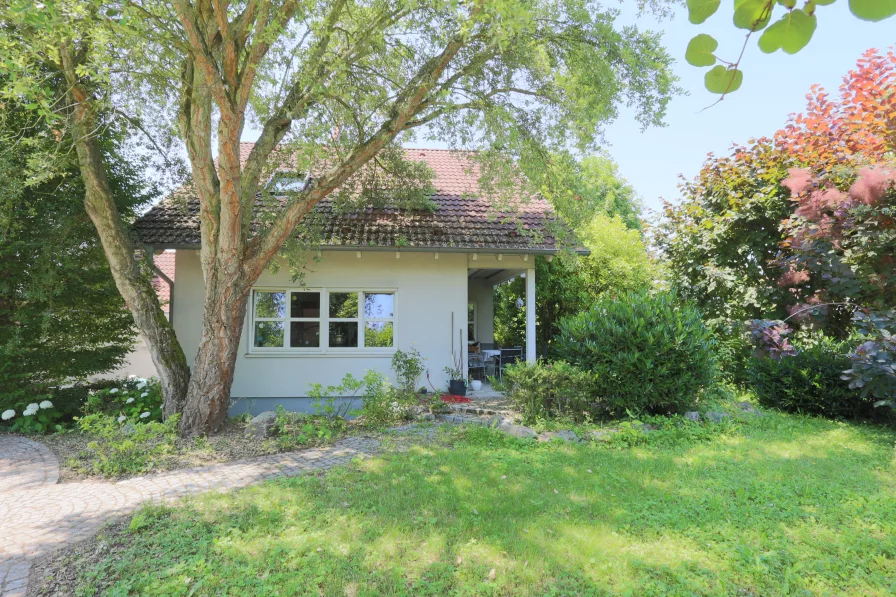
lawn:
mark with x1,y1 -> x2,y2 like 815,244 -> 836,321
68,412 -> 896,596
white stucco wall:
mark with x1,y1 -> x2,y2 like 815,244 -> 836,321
173,250 -> 469,402
467,279 -> 495,346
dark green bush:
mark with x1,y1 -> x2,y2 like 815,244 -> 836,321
553,291 -> 716,416
501,360 -> 600,423
747,342 -> 874,419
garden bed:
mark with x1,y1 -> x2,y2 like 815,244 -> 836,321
38,419 -> 366,483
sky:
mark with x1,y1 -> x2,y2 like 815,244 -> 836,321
604,2 -> 895,215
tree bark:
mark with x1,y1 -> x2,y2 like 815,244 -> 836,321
60,46 -> 191,417
179,272 -> 250,435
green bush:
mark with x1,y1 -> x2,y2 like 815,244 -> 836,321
83,378 -> 163,422
501,360 -> 600,423
747,341 -> 874,420
72,413 -> 179,477
358,370 -> 416,426
553,291 -> 716,416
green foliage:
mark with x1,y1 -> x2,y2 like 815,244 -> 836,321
711,321 -> 754,385
307,375 -> 363,421
358,370 -> 416,427
0,87 -> 152,408
657,139 -> 794,325
687,0 -> 895,94
72,413 -> 179,477
501,360 -> 599,423
272,405 -> 346,450
495,216 -> 656,350
1,398 -> 63,434
391,348 -> 426,395
553,291 -> 716,416
748,340 -> 875,419
83,378 -> 164,422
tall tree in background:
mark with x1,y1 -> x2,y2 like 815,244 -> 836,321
1,0 -> 678,435
495,157 -> 655,349
0,89 -> 153,409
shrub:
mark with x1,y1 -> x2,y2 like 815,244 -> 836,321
83,378 -> 163,422
501,360 -> 600,423
553,291 -> 716,416
1,398 -> 63,434
748,340 -> 874,419
359,370 -> 414,426
391,348 -> 426,396
272,405 -> 346,450
72,413 -> 179,477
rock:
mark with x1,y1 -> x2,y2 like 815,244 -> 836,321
536,430 -> 579,443
736,401 -> 763,416
684,411 -> 701,422
245,410 -> 278,439
588,430 -> 614,442
497,423 -> 537,439
704,411 -> 730,424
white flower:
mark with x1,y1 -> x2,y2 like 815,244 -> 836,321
109,388 -> 119,394
140,411 -> 150,419
140,392 -> 148,398
39,400 -> 53,410
1,409 -> 15,421
127,375 -> 137,381
136,380 -> 147,389
125,397 -> 135,404
117,415 -> 127,423
23,403 -> 39,416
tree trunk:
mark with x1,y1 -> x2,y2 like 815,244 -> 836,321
178,271 -> 251,436
61,47 -> 190,416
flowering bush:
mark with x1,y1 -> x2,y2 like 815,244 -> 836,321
83,377 -> 163,422
71,413 -> 179,477
0,399 -> 63,434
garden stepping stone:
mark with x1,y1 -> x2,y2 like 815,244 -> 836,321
497,423 -> 537,439
684,411 -> 701,422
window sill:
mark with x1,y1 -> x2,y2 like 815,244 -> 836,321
244,350 -> 396,358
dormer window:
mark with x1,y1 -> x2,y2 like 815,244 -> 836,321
267,173 -> 307,194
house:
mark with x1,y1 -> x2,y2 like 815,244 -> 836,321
134,146 -> 572,414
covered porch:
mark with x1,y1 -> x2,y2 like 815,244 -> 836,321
465,253 -> 539,383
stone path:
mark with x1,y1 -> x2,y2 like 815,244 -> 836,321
0,434 -> 379,597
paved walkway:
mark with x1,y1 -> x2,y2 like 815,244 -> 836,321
0,434 -> 380,596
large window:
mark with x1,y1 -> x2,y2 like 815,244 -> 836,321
250,289 -> 395,352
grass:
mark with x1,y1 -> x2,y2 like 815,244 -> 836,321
69,411 -> 896,596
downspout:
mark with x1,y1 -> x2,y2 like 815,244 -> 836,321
145,244 -> 175,327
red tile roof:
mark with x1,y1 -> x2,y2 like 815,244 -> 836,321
134,146 -> 564,252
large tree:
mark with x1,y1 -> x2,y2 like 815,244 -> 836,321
0,84 -> 152,409
1,0 -> 678,435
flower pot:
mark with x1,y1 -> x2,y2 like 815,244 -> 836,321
470,380 -> 483,392
448,379 -> 467,396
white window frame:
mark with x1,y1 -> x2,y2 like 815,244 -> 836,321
247,287 -> 397,355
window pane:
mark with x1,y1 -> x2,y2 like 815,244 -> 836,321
365,322 -> 393,348
290,322 -> 320,348
254,321 -> 284,347
329,322 -> 359,348
255,292 -> 286,318
329,292 -> 359,319
291,292 -> 320,318
364,293 -> 394,318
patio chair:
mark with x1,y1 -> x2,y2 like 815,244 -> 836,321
468,353 -> 487,381
497,347 -> 523,380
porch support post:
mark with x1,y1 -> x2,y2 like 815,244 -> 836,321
525,265 -> 536,363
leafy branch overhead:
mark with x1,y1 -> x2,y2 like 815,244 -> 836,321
686,0 -> 896,95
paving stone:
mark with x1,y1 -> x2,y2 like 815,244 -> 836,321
0,434 -> 379,596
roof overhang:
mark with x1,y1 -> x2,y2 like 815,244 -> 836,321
140,242 -> 588,256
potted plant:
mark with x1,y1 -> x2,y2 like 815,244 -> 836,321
470,377 -> 482,392
444,366 -> 466,396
